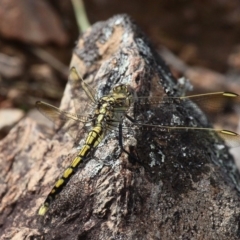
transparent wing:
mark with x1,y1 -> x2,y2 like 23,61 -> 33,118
69,67 -> 97,115
113,91 -> 240,148
36,101 -> 91,139
36,67 -> 99,140
179,92 -> 239,113
132,92 -> 239,115
122,123 -> 240,148
217,129 -> 240,148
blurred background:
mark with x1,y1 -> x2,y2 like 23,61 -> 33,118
0,0 -> 240,163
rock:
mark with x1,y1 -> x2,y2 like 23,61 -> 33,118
0,0 -> 68,45
0,108 -> 24,130
1,14 -> 240,240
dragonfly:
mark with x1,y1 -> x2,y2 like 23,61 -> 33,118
37,67 -> 240,216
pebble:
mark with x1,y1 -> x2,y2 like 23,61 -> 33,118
0,109 -> 24,130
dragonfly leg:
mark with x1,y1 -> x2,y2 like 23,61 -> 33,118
118,123 -> 140,164
125,114 -> 135,123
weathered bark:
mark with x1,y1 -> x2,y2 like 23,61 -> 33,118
1,14 -> 240,240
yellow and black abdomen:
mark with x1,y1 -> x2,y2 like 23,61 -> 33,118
38,124 -> 105,216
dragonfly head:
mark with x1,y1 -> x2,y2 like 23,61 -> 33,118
111,84 -> 134,106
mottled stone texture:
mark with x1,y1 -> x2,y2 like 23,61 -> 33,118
1,14 -> 240,240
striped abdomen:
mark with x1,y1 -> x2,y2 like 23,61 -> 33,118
38,125 -> 104,215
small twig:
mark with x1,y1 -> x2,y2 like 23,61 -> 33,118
30,47 -> 69,77
158,46 -> 189,73
71,0 -> 91,33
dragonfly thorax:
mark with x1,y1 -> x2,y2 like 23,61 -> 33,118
92,84 -> 133,130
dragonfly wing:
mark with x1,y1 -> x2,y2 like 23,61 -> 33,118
36,101 -> 90,139
131,92 -> 239,115
130,122 -> 240,148
180,92 -> 239,114
36,67 -> 98,140
216,129 -> 240,148
69,67 -> 97,115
